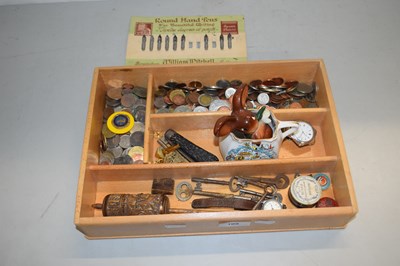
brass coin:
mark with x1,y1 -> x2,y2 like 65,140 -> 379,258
102,124 -> 115,138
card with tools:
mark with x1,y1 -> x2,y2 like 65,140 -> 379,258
126,15 -> 247,65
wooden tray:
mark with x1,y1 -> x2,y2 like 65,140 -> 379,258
74,59 -> 358,239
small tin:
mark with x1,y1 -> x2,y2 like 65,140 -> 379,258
289,175 -> 322,208
313,173 -> 331,190
316,197 -> 339,208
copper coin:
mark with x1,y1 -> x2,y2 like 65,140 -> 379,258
171,94 -> 186,105
186,92 -> 200,104
289,102 -> 303,109
188,80 -> 203,89
122,83 -> 134,90
103,107 -> 114,120
107,79 -> 124,89
107,88 -> 122,100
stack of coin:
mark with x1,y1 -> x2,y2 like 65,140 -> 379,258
99,81 -> 146,165
153,78 -> 318,113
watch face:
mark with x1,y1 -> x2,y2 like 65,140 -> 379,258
262,199 -> 283,210
290,121 -> 315,145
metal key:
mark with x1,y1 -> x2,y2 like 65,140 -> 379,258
229,174 -> 289,191
193,182 -> 252,201
191,177 -> 230,186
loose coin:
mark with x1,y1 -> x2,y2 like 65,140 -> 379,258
130,121 -> 145,133
107,79 -> 124,89
188,80 -> 203,89
132,86 -> 148,98
106,135 -> 120,148
257,93 -> 270,105
103,107 -> 114,120
130,131 -> 145,147
198,94 -> 212,107
121,93 -> 138,108
154,96 -> 168,109
296,83 -> 314,94
119,134 -> 131,149
134,109 -> 146,123
225,87 -> 236,99
209,100 -> 231,112
114,155 -> 134,165
174,105 -> 192,112
216,79 -> 231,88
109,146 -> 123,158
193,106 -> 208,112
186,91 -> 200,104
128,146 -> 144,162
107,87 -> 122,100
102,124 -> 115,138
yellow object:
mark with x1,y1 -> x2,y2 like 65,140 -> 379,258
107,111 -> 134,134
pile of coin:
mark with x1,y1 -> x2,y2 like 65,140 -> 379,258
99,80 -> 147,165
153,78 -> 318,113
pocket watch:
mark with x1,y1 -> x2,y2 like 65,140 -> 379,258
262,199 -> 286,210
289,121 -> 316,147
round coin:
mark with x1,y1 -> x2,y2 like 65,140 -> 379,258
216,79 -> 231,88
128,146 -> 144,162
121,94 -> 138,108
102,124 -> 115,138
106,135 -> 120,148
225,87 -> 236,99
296,83 -> 314,94
108,146 -> 123,158
107,87 -> 122,100
132,86 -> 148,98
119,134 -> 131,149
193,106 -> 208,112
154,96 -> 168,109
174,105 -> 192,112
107,79 -> 124,89
130,131 -> 145,147
114,155 -> 133,165
198,94 -> 212,107
257,92 -> 270,105
130,121 -> 145,133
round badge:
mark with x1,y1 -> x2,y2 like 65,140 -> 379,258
107,111 -> 134,134
313,173 -> 331,190
257,92 -> 270,105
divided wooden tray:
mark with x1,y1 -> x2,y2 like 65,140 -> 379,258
74,59 -> 358,239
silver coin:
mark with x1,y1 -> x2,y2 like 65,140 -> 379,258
106,135 -> 120,148
114,155 -> 133,165
296,83 -> 314,94
156,107 -> 171,113
130,121 -> 145,133
134,109 -> 146,123
193,106 -> 208,112
122,88 -> 133,95
174,105 -> 192,112
135,98 -> 147,107
108,146 -> 123,158
209,100 -> 231,112
122,147 -> 132,156
216,79 -> 231,88
119,134 -> 131,149
130,131 -> 145,147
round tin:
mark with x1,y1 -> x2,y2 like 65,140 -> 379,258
289,175 -> 322,208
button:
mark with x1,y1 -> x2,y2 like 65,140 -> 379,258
313,173 -> 331,190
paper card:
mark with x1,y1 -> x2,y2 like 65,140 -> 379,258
126,15 -> 247,65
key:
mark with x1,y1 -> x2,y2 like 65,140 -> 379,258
191,177 -> 230,186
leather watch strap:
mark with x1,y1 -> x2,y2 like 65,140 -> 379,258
192,198 -> 256,210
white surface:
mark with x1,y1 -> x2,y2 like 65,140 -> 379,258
0,0 -> 399,265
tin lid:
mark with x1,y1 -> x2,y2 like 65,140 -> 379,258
289,175 -> 322,207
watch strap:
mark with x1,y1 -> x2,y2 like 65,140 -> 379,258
191,198 -> 256,210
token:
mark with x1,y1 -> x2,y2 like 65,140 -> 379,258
107,111 -> 134,134
313,173 -> 331,190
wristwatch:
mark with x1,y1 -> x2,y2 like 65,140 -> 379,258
289,121 -> 316,147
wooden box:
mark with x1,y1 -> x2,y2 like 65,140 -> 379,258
74,59 -> 358,239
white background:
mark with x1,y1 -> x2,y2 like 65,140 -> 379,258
0,0 -> 399,265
